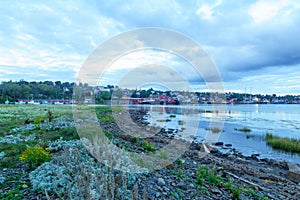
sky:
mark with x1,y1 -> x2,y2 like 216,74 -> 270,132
1,0 -> 300,95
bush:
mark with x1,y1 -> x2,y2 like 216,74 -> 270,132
19,145 -> 51,169
131,136 -> 138,144
141,141 -> 156,152
34,116 -> 44,124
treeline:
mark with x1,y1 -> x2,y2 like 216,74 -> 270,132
0,80 -> 74,103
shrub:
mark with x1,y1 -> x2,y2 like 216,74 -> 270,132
34,116 -> 44,124
195,165 -> 223,186
29,145 -> 139,199
231,186 -> 241,200
131,136 -> 138,144
141,141 -> 156,152
19,145 -> 51,169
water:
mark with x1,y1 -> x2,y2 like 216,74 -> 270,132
133,104 -> 300,164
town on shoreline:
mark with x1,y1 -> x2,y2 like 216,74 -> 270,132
1,80 -> 300,105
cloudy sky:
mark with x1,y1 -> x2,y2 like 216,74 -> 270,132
1,0 -> 300,95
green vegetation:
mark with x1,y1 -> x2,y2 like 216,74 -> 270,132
177,169 -> 183,179
195,165 -> 223,186
207,127 -> 222,133
0,80 -> 74,103
131,136 -> 138,144
176,158 -> 185,164
0,172 -> 31,200
0,142 -> 33,168
99,115 -> 114,122
141,140 -> 156,152
266,133 -> 300,153
178,120 -> 184,125
2,189 -> 23,200
19,145 -> 51,169
194,165 -> 267,200
105,132 -> 113,140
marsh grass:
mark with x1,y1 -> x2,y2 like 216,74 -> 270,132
207,127 -> 222,133
266,133 -> 300,153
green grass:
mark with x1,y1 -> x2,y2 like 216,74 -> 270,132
195,165 -> 223,186
177,169 -> 183,179
0,172 -> 31,200
178,120 -> 185,125
266,133 -> 300,153
0,141 -> 36,168
141,140 -> 156,152
207,127 -> 222,133
194,165 -> 268,200
99,115 -> 115,122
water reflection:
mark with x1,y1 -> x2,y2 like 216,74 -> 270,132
128,104 -> 300,164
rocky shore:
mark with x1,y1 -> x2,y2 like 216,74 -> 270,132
126,109 -> 300,199
1,108 -> 300,199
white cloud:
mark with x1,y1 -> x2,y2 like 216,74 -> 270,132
248,0 -> 297,24
196,0 -> 222,20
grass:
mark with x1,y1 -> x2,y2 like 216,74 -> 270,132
266,133 -> 300,153
194,165 -> 268,200
207,127 -> 222,133
0,141 -> 36,168
141,140 -> 156,152
99,115 -> 115,122
178,120 -> 185,125
0,172 -> 31,200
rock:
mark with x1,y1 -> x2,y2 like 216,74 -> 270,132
251,153 -> 260,158
155,192 -> 161,198
177,181 -> 188,190
210,188 -> 221,194
22,184 -> 28,189
157,178 -> 166,186
214,142 -> 224,146
286,163 -> 300,183
225,144 -> 232,147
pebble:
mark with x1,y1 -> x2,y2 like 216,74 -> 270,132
211,188 -> 221,194
22,184 -> 28,189
157,178 -> 165,186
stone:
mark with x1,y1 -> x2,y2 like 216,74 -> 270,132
210,188 -> 221,194
22,184 -> 28,189
286,163 -> 300,183
155,192 -> 161,198
177,181 -> 188,190
251,153 -> 260,158
157,178 -> 166,186
214,142 -> 224,146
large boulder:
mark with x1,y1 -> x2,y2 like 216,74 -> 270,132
286,163 -> 300,183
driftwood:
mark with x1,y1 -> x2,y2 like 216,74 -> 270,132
224,171 -> 277,199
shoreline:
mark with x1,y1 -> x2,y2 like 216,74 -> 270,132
127,109 -> 300,199
1,106 -> 299,199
